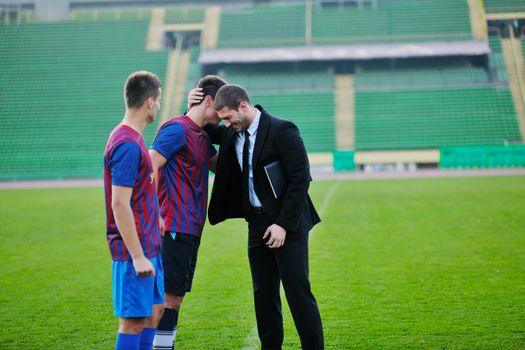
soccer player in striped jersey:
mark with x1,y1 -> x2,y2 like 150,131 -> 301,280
150,75 -> 226,350
104,71 -> 165,350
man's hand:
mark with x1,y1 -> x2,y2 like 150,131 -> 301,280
263,224 -> 287,249
132,255 -> 156,277
159,215 -> 165,237
187,87 -> 204,110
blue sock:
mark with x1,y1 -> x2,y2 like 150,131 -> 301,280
140,327 -> 156,350
116,333 -> 141,350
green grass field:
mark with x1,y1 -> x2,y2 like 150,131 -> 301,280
1,176 -> 524,349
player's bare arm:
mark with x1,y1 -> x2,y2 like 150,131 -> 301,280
149,150 -> 168,189
149,150 -> 168,236
112,185 -> 155,276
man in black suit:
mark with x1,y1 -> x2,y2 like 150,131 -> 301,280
204,84 -> 324,350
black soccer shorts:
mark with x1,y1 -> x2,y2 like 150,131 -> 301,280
161,232 -> 201,296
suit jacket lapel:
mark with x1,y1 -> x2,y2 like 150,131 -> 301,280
252,107 -> 270,170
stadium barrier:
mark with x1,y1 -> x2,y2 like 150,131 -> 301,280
333,150 -> 355,172
440,144 -> 525,168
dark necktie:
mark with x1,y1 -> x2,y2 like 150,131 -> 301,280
242,130 -> 251,213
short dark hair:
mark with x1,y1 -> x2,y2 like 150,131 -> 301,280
213,84 -> 251,111
124,71 -> 162,109
190,75 -> 227,109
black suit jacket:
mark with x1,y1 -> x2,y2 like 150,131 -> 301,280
206,105 -> 320,236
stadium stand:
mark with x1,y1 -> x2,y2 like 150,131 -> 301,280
165,7 -> 205,24
2,0 -> 525,180
312,0 -> 473,44
247,92 -> 335,153
70,9 -> 151,21
219,66 -> 336,153
521,37 -> 525,59
498,30 -> 525,143
354,67 -> 490,88
353,64 -> 522,151
483,0 -> 525,14
217,0 -> 473,48
0,19 -> 167,180
217,5 -> 305,48
181,45 -> 204,114
488,36 -> 508,82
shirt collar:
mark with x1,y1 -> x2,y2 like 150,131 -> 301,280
246,108 -> 261,136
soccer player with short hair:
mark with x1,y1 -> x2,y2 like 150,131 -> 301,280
149,75 -> 226,350
103,71 -> 165,350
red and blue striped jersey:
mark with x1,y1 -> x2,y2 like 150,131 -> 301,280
104,124 -> 161,261
151,115 -> 217,237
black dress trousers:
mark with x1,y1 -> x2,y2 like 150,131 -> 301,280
247,210 -> 324,350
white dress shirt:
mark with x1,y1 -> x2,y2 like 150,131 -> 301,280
235,109 -> 262,208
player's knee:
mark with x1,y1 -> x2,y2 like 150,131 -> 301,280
164,293 -> 184,310
155,303 -> 165,316
119,318 -> 146,334
146,303 -> 165,328
153,303 -> 165,321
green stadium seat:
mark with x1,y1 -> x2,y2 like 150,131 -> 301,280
180,45 -> 203,115
313,0 -> 472,45
483,0 -> 525,14
165,8 -> 205,24
219,67 -> 335,153
217,0 -> 473,48
0,20 -> 168,180
354,70 -> 522,151
217,5 -> 306,48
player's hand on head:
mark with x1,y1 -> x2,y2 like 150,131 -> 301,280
187,87 -> 204,109
133,256 -> 156,277
263,224 -> 286,249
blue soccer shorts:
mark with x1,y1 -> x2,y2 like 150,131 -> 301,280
112,255 -> 164,318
